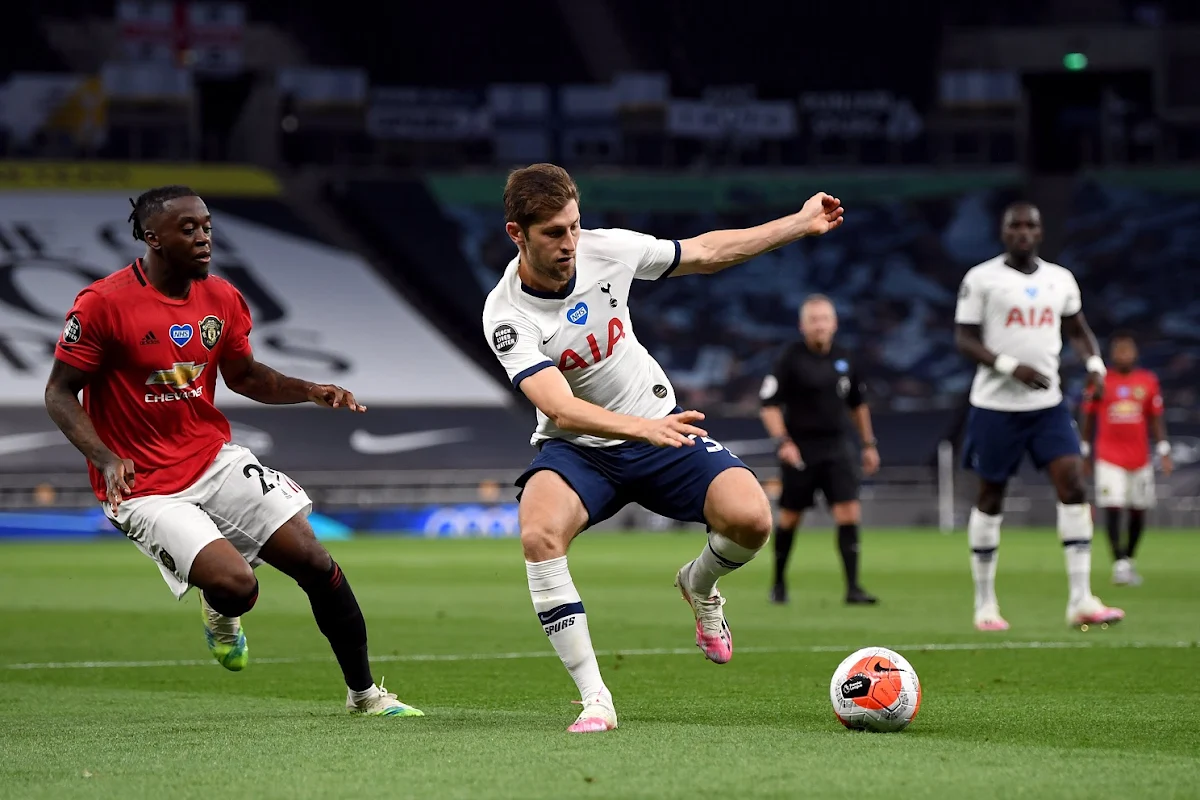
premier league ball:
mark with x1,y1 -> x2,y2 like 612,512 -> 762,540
830,647 -> 921,732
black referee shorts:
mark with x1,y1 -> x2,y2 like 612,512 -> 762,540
778,456 -> 860,511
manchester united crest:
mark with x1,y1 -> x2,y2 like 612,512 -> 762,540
199,315 -> 224,350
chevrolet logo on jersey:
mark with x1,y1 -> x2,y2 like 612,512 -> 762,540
146,361 -> 206,389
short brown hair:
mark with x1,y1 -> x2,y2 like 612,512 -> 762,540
503,163 -> 580,229
800,293 -> 835,316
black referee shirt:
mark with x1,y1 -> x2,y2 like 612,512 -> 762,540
760,341 -> 865,463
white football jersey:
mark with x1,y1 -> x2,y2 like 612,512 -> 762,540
482,228 -> 681,447
955,255 -> 1083,412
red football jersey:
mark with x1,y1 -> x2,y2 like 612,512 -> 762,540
1082,368 -> 1162,470
54,259 -> 254,503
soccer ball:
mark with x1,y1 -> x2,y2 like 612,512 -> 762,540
830,646 -> 921,732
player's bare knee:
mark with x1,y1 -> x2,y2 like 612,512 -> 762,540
521,524 -> 570,562
218,564 -> 257,597
976,483 -> 1005,516
202,563 -> 259,616
259,516 -> 333,584
831,502 -> 861,526
1058,484 -> 1087,506
976,496 -> 1003,516
719,502 -> 772,550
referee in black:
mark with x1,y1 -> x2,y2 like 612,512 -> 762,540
759,294 -> 880,605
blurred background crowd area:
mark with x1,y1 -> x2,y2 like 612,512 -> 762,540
3,0 -> 1200,525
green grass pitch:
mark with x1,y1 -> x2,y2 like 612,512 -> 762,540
1,528 -> 1198,799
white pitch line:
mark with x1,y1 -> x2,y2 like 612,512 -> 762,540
3,639 -> 1194,672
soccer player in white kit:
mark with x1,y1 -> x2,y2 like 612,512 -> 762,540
482,164 -> 845,732
954,202 -> 1124,631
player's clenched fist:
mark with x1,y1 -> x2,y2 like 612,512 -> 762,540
97,455 -> 136,510
640,410 -> 708,448
798,192 -> 845,237
308,384 -> 366,412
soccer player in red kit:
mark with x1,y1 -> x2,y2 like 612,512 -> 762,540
44,186 -> 423,717
1080,331 -> 1173,587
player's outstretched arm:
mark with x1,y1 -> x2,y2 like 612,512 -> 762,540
220,355 -> 365,411
670,192 -> 844,277
44,359 -> 135,508
520,368 -> 707,447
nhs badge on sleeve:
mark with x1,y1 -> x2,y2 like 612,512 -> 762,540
567,302 -> 589,325
169,324 -> 194,346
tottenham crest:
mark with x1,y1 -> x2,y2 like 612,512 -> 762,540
199,315 -> 224,350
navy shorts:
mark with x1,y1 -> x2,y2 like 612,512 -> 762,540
961,401 -> 1081,483
516,432 -> 752,529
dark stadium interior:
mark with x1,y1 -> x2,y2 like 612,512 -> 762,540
1,4 -> 1199,794
1,0 -> 1198,483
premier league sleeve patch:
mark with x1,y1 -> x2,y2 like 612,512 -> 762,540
492,323 -> 518,353
199,315 -> 224,350
61,314 -> 81,344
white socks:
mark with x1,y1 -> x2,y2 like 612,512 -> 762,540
685,532 -> 761,598
1058,503 -> 1094,607
526,557 -> 606,701
968,507 -> 1001,612
970,504 -> 1095,610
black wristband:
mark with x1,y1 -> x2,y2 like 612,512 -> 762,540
774,436 -> 792,448
862,439 -> 878,449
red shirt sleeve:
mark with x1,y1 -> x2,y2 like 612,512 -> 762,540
53,289 -> 112,372
221,288 -> 254,363
1146,374 -> 1164,417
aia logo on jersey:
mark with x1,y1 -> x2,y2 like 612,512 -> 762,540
1005,307 -> 1055,327
559,318 -> 625,371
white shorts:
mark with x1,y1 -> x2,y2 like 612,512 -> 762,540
104,443 -> 312,598
1094,460 -> 1156,510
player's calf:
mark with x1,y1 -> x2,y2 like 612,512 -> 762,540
516,471 -> 610,729
258,516 -> 423,715
677,469 -> 770,664
200,573 -> 259,617
687,468 -> 771,594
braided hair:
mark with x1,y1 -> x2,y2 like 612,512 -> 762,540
127,185 -> 199,241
